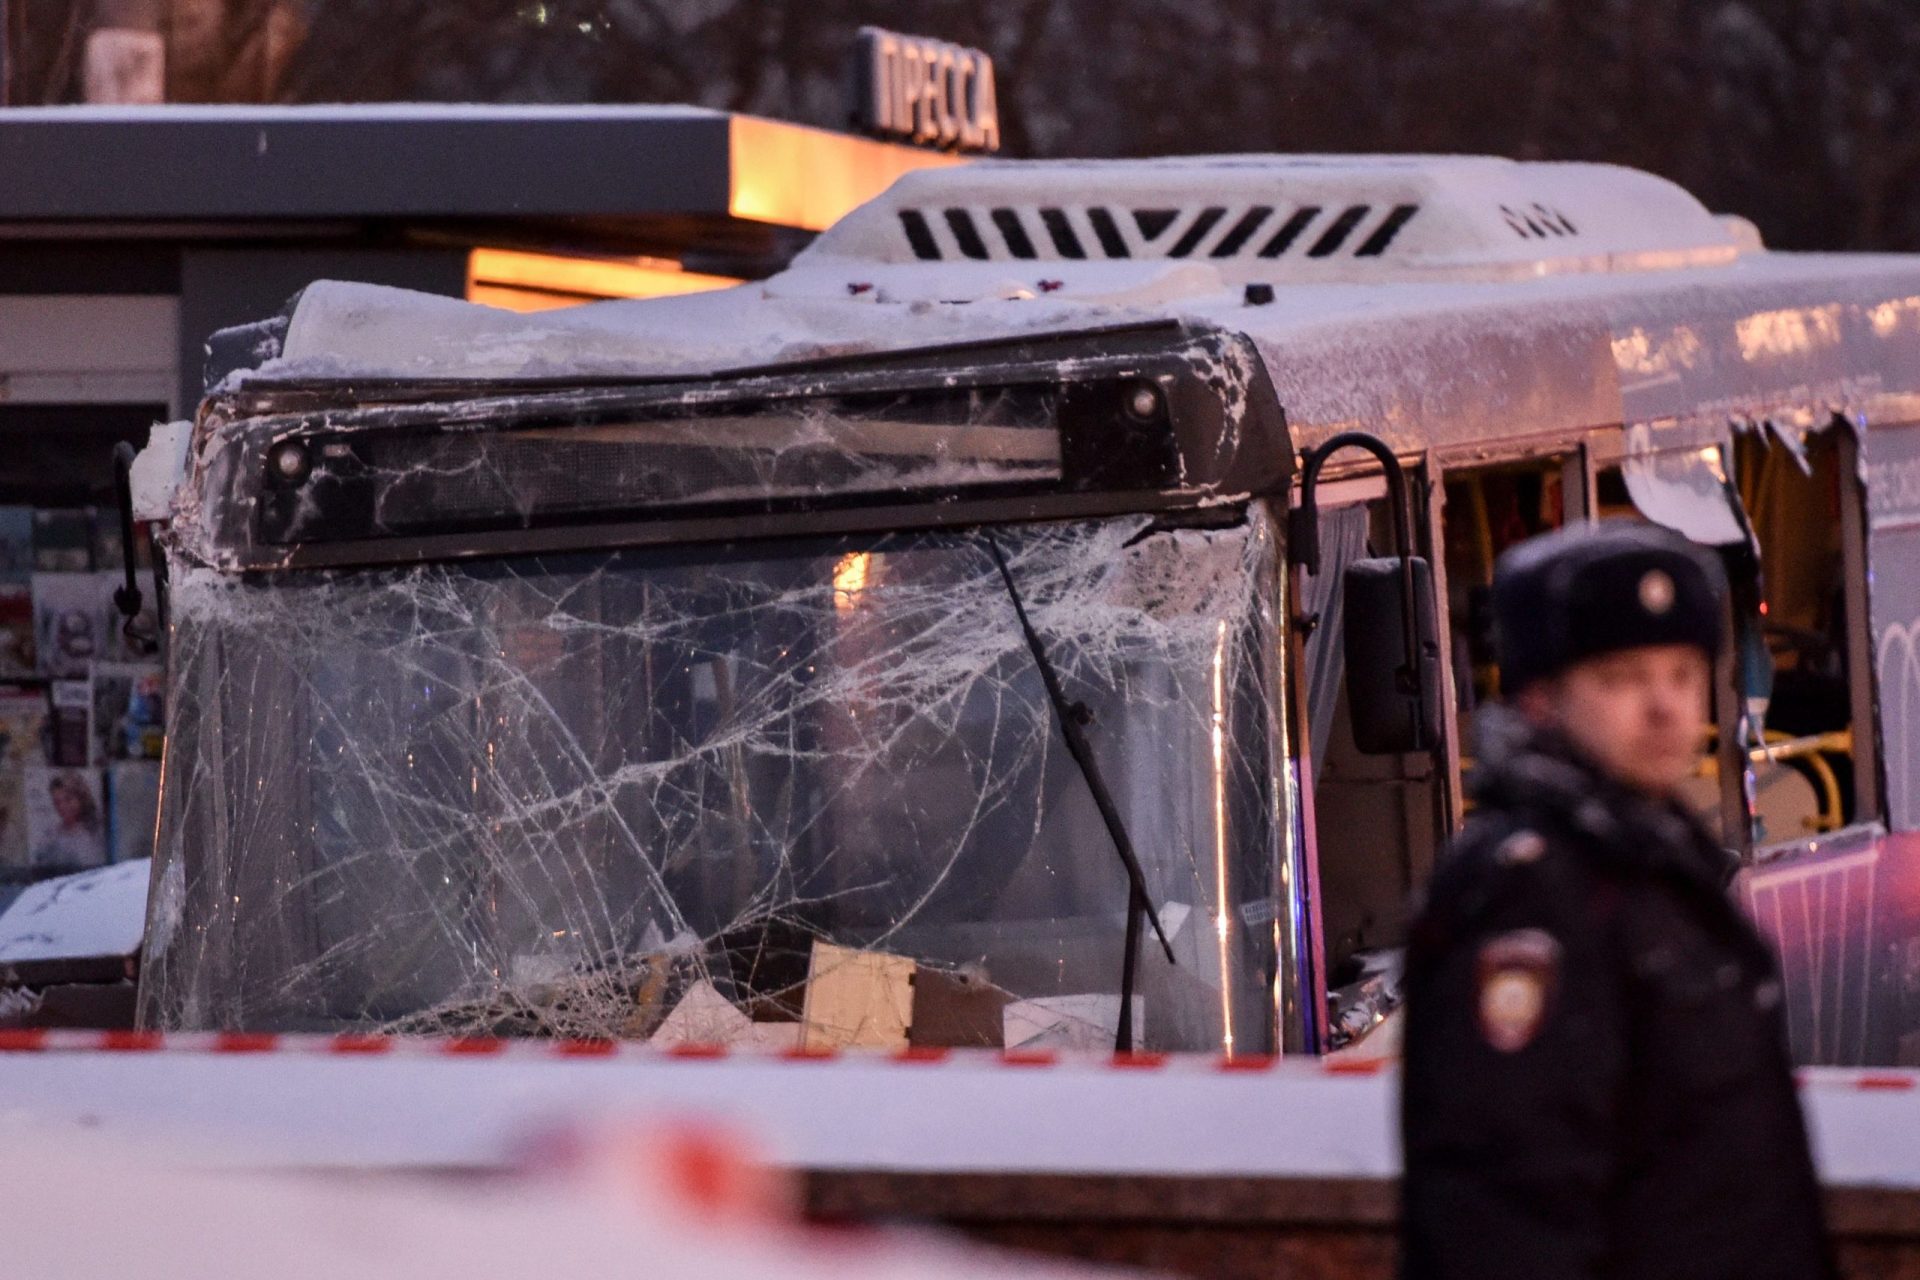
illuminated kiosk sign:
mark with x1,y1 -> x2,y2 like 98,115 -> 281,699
854,26 -> 1000,154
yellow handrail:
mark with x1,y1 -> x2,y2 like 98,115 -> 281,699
1697,727 -> 1851,833
1756,729 -> 1848,831
1462,729 -> 1852,829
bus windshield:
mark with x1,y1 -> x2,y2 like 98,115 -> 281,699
139,512 -> 1286,1054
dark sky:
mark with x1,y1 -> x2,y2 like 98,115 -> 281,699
13,0 -> 1920,252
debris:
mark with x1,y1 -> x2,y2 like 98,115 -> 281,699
651,980 -> 754,1048
1003,994 -> 1143,1052
801,941 -> 914,1051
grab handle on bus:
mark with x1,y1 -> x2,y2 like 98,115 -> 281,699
1289,432 -> 1442,754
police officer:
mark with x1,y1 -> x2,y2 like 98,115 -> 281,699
1399,521 -> 1834,1280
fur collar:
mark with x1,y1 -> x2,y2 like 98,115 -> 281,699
1467,703 -> 1735,888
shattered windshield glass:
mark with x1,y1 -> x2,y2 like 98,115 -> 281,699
141,513 -> 1286,1054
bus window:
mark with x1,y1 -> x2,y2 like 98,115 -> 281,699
1306,455 -> 1571,1048
1595,425 -> 1874,847
1732,423 -> 1874,841
1440,459 -> 1570,737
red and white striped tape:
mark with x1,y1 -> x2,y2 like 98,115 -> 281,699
0,1027 -> 1380,1073
0,1027 -> 1913,1090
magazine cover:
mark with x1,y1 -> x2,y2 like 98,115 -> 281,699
24,765 -> 107,871
32,509 -> 93,572
0,762 -> 23,874
0,507 -> 34,582
91,662 -> 165,764
0,691 -> 46,871
0,690 -> 47,769
108,761 -> 162,864
32,572 -> 113,678
0,583 -> 34,677
48,679 -> 90,767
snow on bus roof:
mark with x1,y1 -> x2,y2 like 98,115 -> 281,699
799,154 -> 1749,282
233,156 -> 1920,455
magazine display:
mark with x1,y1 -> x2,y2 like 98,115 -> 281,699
32,572 -> 114,679
0,691 -> 46,871
24,764 -> 107,872
31,509 -> 92,573
92,662 -> 165,764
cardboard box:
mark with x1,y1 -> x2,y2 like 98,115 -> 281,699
908,966 -> 1012,1048
800,940 -> 914,1051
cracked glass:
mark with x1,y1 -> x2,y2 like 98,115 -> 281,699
140,511 -> 1286,1054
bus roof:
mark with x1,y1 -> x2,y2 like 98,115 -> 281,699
230,155 -> 1920,459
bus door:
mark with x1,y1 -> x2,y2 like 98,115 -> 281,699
1303,437 -> 1670,1055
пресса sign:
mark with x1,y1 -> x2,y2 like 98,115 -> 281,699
853,27 -> 1000,154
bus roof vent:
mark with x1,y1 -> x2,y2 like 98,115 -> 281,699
795,156 -> 1750,286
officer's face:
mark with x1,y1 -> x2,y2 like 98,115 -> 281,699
1524,644 -> 1712,795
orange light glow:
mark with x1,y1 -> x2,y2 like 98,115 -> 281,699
832,552 -> 871,608
727,114 -> 965,233
467,248 -> 740,312
1734,304 -> 1843,363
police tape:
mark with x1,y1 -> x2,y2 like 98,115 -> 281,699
0,1028 -> 1912,1089
0,1027 -> 1333,1071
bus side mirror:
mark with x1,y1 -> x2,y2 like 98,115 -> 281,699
1342,556 -> 1442,755
1291,430 -> 1443,757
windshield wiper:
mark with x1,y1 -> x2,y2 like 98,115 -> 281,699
983,533 -> 1177,1054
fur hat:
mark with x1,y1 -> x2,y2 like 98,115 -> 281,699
1494,520 -> 1726,694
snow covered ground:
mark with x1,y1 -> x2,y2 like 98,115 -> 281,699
0,1040 -> 1914,1189
0,1120 -> 1148,1280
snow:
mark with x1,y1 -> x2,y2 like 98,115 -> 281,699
0,1124 -> 1143,1280
219,244 -> 1920,469
764,258 -> 1229,307
0,860 -> 148,966
802,154 -> 1744,281
0,1047 -> 1913,1190
141,155 -> 1916,472
128,420 -> 190,523
0,1045 -> 1403,1179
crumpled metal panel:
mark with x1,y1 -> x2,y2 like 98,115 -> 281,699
175,323 -> 1292,574
1620,425 -> 1747,546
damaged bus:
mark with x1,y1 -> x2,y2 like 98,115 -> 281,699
125,155 -> 1920,1066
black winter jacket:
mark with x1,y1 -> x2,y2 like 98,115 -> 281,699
1399,707 -> 1835,1280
